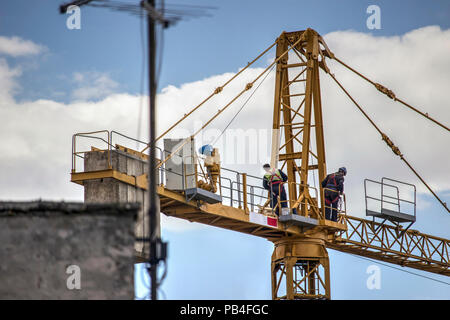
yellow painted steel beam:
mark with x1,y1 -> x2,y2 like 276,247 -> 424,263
157,186 -> 346,239
159,184 -> 449,276
71,169 -> 148,190
158,184 -> 449,276
70,168 -> 349,242
328,215 -> 450,276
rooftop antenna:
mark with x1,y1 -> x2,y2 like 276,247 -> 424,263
59,0 -> 214,300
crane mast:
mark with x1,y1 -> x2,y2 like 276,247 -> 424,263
271,29 -> 329,218
269,29 -> 336,299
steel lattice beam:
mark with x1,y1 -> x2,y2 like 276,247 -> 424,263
328,215 -> 449,276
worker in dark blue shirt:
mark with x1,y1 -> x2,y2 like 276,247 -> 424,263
321,167 -> 346,222
262,164 -> 288,216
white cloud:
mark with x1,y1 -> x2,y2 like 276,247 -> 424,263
320,26 -> 450,215
0,36 -> 46,57
71,71 -> 119,101
0,27 -> 449,233
0,58 -> 21,104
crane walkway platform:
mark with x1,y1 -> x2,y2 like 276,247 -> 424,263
278,213 -> 319,231
158,186 -> 347,242
366,208 -> 416,223
184,187 -> 222,204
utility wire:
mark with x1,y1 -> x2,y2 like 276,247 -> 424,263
348,253 -> 450,286
84,0 -> 215,24
155,0 -> 165,88
137,1 -> 164,149
136,5 -> 147,149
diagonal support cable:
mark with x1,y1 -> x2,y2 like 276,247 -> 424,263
329,73 -> 449,214
333,56 -> 450,132
140,40 -> 277,152
157,32 -> 308,168
212,64 -> 276,146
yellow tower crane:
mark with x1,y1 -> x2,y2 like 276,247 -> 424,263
70,28 -> 449,300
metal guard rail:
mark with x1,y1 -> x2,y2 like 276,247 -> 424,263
72,130 -> 346,222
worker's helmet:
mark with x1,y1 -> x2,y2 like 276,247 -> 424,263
199,144 -> 214,156
338,167 -> 347,176
263,163 -> 271,169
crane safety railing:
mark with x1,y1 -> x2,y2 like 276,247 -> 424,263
71,130 -> 166,184
72,131 -> 345,223
322,187 -> 347,224
155,155 -> 271,214
219,168 -> 346,222
364,179 -> 416,218
72,130 -> 111,173
221,167 -> 269,212
363,178 -> 416,234
270,182 -> 347,222
381,177 -> 417,217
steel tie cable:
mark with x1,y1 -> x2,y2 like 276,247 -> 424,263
332,56 -> 450,132
329,72 -> 449,214
140,40 -> 278,153
157,32 -> 308,168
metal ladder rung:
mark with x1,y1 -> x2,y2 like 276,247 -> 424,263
282,93 -> 305,98
289,79 -> 307,83
281,62 -> 307,69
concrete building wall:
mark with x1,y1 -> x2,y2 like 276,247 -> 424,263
83,149 -> 160,260
0,201 -> 137,300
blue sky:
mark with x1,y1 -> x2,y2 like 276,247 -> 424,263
1,0 -> 449,299
2,0 -> 450,102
